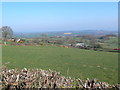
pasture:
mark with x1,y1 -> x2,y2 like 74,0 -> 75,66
2,45 -> 118,84
103,37 -> 118,49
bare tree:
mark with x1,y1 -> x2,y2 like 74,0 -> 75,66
41,33 -> 48,43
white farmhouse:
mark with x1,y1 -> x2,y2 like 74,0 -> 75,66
75,43 -> 85,47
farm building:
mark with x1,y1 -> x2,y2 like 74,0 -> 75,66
9,38 -> 25,43
75,43 -> 88,47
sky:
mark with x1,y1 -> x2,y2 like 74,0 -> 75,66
2,2 -> 118,32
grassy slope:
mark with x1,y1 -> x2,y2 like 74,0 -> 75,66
2,45 -> 118,84
103,37 -> 118,49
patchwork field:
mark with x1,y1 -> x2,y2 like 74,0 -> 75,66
2,45 -> 118,84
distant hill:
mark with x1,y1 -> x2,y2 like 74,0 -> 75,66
13,30 -> 118,38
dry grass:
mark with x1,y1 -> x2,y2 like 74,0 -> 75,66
1,66 -> 120,89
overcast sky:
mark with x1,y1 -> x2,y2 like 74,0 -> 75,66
2,2 -> 118,32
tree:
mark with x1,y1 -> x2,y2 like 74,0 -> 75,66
55,40 -> 64,45
41,33 -> 48,43
0,26 -> 13,44
68,39 -> 76,45
32,38 -> 40,44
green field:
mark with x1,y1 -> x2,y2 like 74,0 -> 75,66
2,45 -> 118,84
102,37 -> 118,49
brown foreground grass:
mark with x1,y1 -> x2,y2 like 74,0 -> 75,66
1,66 -> 120,89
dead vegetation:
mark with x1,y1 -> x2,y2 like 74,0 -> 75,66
0,66 -> 119,89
